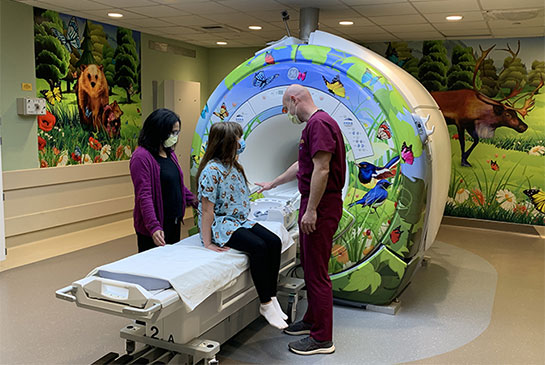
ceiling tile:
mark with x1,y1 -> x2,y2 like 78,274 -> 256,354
220,0 -> 287,11
370,14 -> 428,25
480,0 -> 545,10
320,17 -> 374,27
125,5 -> 189,17
383,23 -> 435,32
318,7 -> 362,19
488,17 -> 545,28
411,0 -> 480,14
82,8 -> 147,19
145,25 -> 203,35
352,3 -> 418,17
98,0 -> 157,7
390,30 -> 444,40
424,11 -> 484,23
249,10 -> 299,23
158,15 -> 218,26
492,26 -> 545,37
341,0 -> 407,4
434,20 -> 488,31
202,12 -> 264,24
335,26 -> 392,36
168,1 -> 238,14
441,28 -> 492,37
35,0 -> 111,10
351,34 -> 401,41
120,17 -> 175,27
276,0 -> 347,10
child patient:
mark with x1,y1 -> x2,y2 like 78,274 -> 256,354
196,122 -> 288,329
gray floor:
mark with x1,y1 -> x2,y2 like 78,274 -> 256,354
220,241 -> 497,364
0,235 -> 498,364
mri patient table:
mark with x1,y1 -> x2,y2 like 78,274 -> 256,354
56,222 -> 303,365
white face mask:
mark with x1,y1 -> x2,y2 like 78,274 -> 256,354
163,133 -> 178,148
287,100 -> 303,125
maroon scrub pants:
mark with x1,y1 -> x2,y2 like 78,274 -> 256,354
299,193 -> 343,342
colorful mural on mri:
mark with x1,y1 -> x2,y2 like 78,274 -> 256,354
191,31 -> 451,305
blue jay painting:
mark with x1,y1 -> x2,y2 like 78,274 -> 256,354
349,180 -> 392,212
356,156 -> 400,185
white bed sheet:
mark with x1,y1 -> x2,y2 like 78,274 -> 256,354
88,221 -> 293,311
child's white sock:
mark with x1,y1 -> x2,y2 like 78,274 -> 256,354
272,296 -> 288,320
259,302 -> 288,329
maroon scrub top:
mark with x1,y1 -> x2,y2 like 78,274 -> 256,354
297,110 -> 346,197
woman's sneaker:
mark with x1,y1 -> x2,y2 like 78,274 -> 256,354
288,336 -> 335,355
283,320 -> 312,335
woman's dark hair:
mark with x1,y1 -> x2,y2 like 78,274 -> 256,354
196,122 -> 248,184
138,108 -> 180,155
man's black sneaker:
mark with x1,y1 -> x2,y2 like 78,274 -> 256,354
288,336 -> 335,355
283,320 -> 312,336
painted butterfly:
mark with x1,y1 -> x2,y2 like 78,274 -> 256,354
201,104 -> 209,119
390,226 -> 403,244
253,71 -> 279,89
401,142 -> 414,165
377,122 -> 391,140
490,160 -> 499,171
524,188 -> 545,214
297,71 -> 307,81
322,75 -> 345,98
265,51 -> 275,64
41,87 -> 62,105
51,17 -> 80,53
213,103 -> 229,121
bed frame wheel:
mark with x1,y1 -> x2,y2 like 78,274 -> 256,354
125,339 -> 135,354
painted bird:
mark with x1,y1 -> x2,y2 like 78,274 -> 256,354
349,179 -> 391,212
356,155 -> 400,185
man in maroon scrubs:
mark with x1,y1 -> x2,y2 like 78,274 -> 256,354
257,84 -> 346,355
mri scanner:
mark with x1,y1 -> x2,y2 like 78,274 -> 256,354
56,30 -> 450,364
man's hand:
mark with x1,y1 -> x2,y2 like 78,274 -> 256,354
255,182 -> 274,194
204,243 -> 230,252
300,209 -> 317,235
152,230 -> 166,246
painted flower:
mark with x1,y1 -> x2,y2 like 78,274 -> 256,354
38,111 -> 55,132
53,147 -> 60,155
38,136 -> 46,151
71,152 -> 81,162
40,159 -> 48,168
124,145 -> 132,157
332,244 -> 349,264
116,145 -> 124,159
496,189 -> 517,211
471,188 -> 485,206
82,154 -> 93,165
94,155 -> 102,163
446,196 -> 456,205
528,145 -> 545,156
455,188 -> 469,203
88,137 -> 102,150
452,133 -> 459,140
57,152 -> 68,166
100,144 -> 111,161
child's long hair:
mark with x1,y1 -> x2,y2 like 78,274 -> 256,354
196,122 -> 248,184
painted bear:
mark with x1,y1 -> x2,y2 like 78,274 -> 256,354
76,64 -> 109,130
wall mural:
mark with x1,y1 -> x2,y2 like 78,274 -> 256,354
368,37 -> 545,226
33,8 -> 141,167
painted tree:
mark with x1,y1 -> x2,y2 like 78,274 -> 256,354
114,27 -> 139,103
34,10 -> 70,91
64,48 -> 81,93
527,60 -> 545,92
446,45 -> 475,90
497,42 -> 527,94
418,40 -> 449,92
102,43 -> 116,94
76,20 -> 96,67
89,22 -> 108,65
387,42 -> 419,79
478,58 -> 499,97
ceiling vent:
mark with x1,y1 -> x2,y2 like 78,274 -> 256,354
483,8 -> 543,21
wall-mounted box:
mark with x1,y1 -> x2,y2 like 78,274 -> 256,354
16,98 -> 46,116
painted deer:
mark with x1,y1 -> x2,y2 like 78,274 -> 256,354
431,42 -> 543,166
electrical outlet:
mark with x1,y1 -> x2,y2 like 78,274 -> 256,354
16,97 -> 47,116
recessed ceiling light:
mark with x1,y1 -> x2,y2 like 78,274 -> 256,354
446,15 -> 463,21
108,12 -> 123,18
216,41 -> 227,45
339,21 -> 354,26
248,25 -> 262,30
